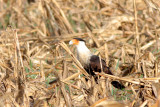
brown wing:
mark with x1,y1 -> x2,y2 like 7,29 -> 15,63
89,55 -> 125,89
89,55 -> 113,75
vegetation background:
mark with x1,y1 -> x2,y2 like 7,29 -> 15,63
0,0 -> 160,106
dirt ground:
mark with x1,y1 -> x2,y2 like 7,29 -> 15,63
0,0 -> 160,107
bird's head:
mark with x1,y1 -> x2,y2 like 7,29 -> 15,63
69,38 -> 86,46
69,38 -> 91,66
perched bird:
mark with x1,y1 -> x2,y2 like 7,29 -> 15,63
69,38 -> 124,89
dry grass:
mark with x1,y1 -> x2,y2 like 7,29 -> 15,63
0,0 -> 160,106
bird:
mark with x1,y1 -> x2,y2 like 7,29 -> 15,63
69,38 -> 125,89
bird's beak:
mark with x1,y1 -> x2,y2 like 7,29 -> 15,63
69,40 -> 73,45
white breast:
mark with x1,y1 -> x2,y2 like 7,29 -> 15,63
76,41 -> 92,67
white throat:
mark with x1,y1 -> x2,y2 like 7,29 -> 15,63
76,41 -> 92,67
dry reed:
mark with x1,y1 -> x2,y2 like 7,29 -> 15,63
0,0 -> 160,106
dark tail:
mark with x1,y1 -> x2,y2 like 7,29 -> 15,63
111,81 -> 125,89
104,67 -> 125,89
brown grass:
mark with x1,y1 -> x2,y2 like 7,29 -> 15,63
0,0 -> 160,106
